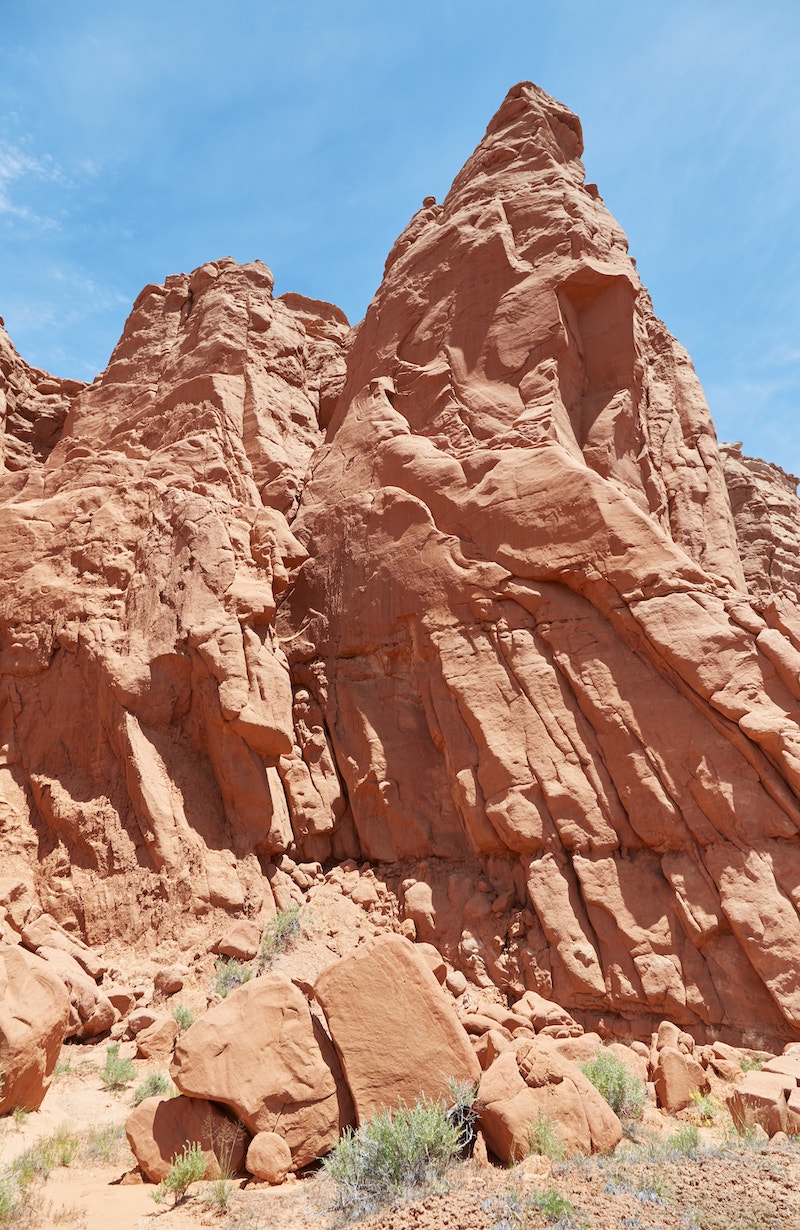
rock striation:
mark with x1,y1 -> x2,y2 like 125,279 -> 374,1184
1,83 -> 800,1050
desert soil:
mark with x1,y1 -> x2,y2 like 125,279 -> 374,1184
3,1039 -> 799,1230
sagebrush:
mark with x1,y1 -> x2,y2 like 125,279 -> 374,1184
324,1096 -> 462,1220
580,1050 -> 646,1120
257,905 -> 302,969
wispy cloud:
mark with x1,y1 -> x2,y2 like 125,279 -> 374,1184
0,141 -> 64,225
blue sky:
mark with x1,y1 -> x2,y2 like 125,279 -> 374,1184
1,1 -> 798,475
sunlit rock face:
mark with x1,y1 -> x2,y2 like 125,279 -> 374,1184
282,83 -> 800,1045
2,85 -> 800,1048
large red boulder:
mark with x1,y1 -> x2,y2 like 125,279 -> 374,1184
475,1037 -> 622,1162
0,945 -> 70,1113
314,934 -> 480,1121
126,1094 -> 249,1182
170,973 -> 353,1168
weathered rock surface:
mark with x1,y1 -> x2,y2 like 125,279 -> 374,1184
475,1036 -> 623,1161
1,82 -> 799,1050
170,972 -> 353,1167
281,82 -> 800,1046
314,934 -> 480,1121
125,1093 -> 249,1182
0,945 -> 71,1112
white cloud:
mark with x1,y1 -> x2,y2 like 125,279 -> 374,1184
0,141 -> 63,225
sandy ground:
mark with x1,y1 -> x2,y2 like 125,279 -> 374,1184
3,1043 -> 800,1230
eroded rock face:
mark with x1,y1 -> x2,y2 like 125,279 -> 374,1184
0,260 -> 350,946
281,83 -> 800,1046
1,84 -> 799,1050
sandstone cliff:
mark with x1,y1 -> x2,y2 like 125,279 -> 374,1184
1,83 -> 799,1048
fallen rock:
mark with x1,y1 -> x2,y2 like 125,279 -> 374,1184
514,992 -> 583,1037
154,966 -> 184,997
171,973 -> 353,1168
652,1046 -> 710,1112
213,920 -> 262,961
314,934 -> 480,1122
126,1095 -> 249,1182
476,1037 -> 622,1162
0,945 -> 70,1113
136,1015 -> 179,1058
727,1070 -> 793,1137
36,945 -> 116,1039
246,1131 -> 292,1183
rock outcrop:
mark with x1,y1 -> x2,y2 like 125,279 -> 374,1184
0,945 -> 71,1112
1,82 -> 800,1051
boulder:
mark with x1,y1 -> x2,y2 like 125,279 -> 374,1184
171,973 -> 352,1168
0,945 -> 70,1113
126,1094 -> 249,1182
136,1015 -> 179,1058
727,1070 -> 793,1137
154,966 -> 184,997
514,992 -> 583,1037
21,913 -> 107,980
475,1037 -> 622,1163
213,920 -> 262,961
652,1046 -> 709,1112
246,1131 -> 292,1183
36,946 -> 116,1038
314,934 -> 480,1122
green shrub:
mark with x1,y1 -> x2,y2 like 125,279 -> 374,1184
664,1124 -> 699,1156
0,1173 -> 22,1226
171,1004 -> 194,1032
153,1141 -> 206,1205
204,1176 -> 233,1213
740,1055 -> 765,1073
257,906 -> 302,969
214,957 -> 253,998
531,1188 -> 577,1223
133,1071 -> 175,1106
527,1113 -> 566,1162
580,1050 -> 646,1120
689,1090 -> 721,1125
324,1096 -> 461,1220
12,1124 -> 79,1185
80,1121 -> 129,1165
100,1042 -> 136,1091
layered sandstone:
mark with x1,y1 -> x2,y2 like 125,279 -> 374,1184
1,83 -> 799,1049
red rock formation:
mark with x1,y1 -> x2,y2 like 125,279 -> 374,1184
1,84 -> 800,1051
281,83 -> 800,1046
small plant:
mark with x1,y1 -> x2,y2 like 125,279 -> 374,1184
153,1141 -> 207,1206
688,1090 -> 720,1125
100,1042 -> 136,1091
133,1070 -> 175,1106
664,1124 -> 700,1157
324,1096 -> 461,1220
53,1057 -> 72,1081
11,1106 -> 29,1129
0,1173 -> 22,1226
527,1112 -> 566,1162
214,957 -> 253,998
580,1050 -> 646,1120
531,1187 -> 577,1223
257,905 -> 302,969
445,1078 -> 478,1156
205,1176 -> 233,1213
740,1055 -> 765,1073
172,1003 -> 194,1032
80,1121 -> 129,1165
